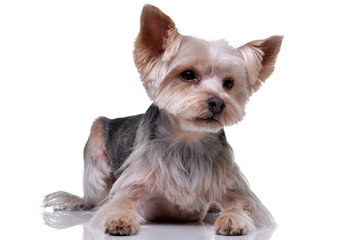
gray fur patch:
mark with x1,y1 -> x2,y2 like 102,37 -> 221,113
102,104 -> 161,178
101,114 -> 143,178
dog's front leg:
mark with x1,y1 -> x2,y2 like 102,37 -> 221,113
215,191 -> 256,236
89,195 -> 142,236
103,197 -> 140,236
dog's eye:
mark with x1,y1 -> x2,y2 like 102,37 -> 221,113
181,70 -> 196,81
223,79 -> 234,90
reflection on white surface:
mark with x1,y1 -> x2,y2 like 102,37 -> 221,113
83,224 -> 275,240
43,209 -> 93,229
43,209 -> 275,240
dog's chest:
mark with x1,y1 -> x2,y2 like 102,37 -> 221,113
146,138 -> 229,208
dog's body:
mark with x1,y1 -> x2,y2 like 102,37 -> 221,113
44,5 -> 283,236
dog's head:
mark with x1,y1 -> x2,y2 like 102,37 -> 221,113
133,4 -> 283,132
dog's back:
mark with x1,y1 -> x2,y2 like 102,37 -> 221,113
98,114 -> 143,178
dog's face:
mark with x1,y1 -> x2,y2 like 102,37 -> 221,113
134,5 -> 283,132
153,37 -> 249,132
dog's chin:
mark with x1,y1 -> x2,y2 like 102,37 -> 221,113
179,117 -> 225,133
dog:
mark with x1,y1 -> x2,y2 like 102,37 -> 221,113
43,4 -> 283,236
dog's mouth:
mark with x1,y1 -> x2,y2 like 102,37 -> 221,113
196,116 -> 221,124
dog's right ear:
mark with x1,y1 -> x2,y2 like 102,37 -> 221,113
134,5 -> 178,72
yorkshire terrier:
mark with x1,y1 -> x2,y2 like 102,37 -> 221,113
44,4 -> 283,236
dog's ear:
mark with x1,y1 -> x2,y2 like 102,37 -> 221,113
238,36 -> 283,92
134,5 -> 177,71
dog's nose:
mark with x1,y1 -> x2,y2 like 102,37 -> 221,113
207,97 -> 226,115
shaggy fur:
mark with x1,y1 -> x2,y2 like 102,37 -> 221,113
44,4 -> 283,236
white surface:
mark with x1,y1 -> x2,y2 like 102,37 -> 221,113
42,211 -> 275,240
1,0 -> 360,239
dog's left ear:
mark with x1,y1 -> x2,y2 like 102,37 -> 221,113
238,36 -> 283,92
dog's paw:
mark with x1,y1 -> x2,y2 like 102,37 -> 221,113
215,212 -> 255,236
207,201 -> 223,213
104,216 -> 139,236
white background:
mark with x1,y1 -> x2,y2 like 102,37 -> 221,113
1,0 -> 359,239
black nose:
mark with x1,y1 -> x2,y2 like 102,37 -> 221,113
207,97 -> 226,115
